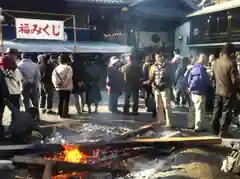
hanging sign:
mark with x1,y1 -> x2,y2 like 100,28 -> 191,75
15,18 -> 64,40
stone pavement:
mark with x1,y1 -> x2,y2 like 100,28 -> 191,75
2,90 -> 240,138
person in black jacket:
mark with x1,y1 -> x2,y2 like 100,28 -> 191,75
0,66 -> 9,138
38,54 -> 55,114
173,57 -> 189,107
70,54 -> 85,114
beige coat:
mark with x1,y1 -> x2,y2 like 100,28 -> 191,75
52,64 -> 73,91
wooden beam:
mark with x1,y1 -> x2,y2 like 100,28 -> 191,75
76,136 -> 222,150
112,122 -> 156,141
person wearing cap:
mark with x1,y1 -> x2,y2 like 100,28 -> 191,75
18,52 -> 41,120
0,48 -> 23,111
212,43 -> 239,137
38,54 -> 55,114
107,56 -> 124,113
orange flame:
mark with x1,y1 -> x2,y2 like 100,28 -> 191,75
44,144 -> 88,179
63,145 -> 87,164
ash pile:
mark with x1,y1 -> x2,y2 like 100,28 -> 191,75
0,122 -> 239,179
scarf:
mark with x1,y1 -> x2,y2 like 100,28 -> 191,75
0,55 -> 18,79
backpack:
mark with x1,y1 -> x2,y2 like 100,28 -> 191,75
182,67 -> 192,87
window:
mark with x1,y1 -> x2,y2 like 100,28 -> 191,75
217,13 -> 228,34
231,10 -> 240,31
208,15 -> 217,36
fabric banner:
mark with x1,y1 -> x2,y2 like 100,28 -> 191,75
15,18 -> 64,40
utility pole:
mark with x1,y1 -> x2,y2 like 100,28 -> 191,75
0,7 -> 4,55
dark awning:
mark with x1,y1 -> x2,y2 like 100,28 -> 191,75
65,0 -> 130,5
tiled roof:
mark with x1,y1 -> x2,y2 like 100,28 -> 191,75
66,0 -> 131,5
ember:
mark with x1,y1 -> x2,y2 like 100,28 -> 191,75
45,144 -> 88,164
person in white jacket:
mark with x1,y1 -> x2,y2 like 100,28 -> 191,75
52,55 -> 73,119
0,49 -> 23,111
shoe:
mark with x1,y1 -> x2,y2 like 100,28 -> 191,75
165,124 -> 172,128
219,132 -> 232,138
46,109 -> 56,115
88,109 -> 92,114
132,112 -> 139,115
41,109 -> 46,114
194,128 -> 207,133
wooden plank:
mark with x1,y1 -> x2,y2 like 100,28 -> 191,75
133,136 -> 222,143
76,136 -> 222,150
112,122 -> 156,141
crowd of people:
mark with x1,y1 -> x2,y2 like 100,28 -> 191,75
139,43 -> 239,137
0,42 -> 239,138
0,50 -> 102,130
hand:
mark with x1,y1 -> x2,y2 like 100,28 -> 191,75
78,81 -> 84,87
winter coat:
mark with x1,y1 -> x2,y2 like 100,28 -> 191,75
122,63 -> 142,87
52,64 -> 73,91
188,63 -> 210,96
150,62 -> 171,91
174,66 -> 187,90
71,61 -> 85,94
18,59 -> 41,85
107,66 -> 124,95
38,61 -> 55,86
212,56 -> 239,97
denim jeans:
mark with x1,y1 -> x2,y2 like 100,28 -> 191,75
108,91 -> 119,112
40,84 -> 53,110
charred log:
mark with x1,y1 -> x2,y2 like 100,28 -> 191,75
0,144 -> 63,157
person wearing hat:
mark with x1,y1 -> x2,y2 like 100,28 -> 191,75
107,56 -> 124,113
0,48 -> 23,111
18,52 -> 41,120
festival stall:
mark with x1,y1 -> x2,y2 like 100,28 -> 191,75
0,9 -> 132,54
3,40 -> 132,53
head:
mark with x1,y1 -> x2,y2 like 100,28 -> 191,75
43,54 -> 50,64
109,56 -> 121,68
173,48 -> 180,56
209,54 -> 216,66
155,51 -> 164,64
181,57 -> 189,68
21,52 -> 32,60
221,43 -> 235,58
59,55 -> 68,65
6,48 -> 19,61
144,55 -> 152,64
197,54 -> 206,65
127,55 -> 133,64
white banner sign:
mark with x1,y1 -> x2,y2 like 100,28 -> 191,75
15,18 -> 64,40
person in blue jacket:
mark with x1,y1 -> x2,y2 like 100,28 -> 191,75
187,54 -> 211,132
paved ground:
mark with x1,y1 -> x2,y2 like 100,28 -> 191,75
2,90 -> 240,138
1,91 -> 240,179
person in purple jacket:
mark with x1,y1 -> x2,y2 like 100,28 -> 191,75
187,54 -> 211,132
